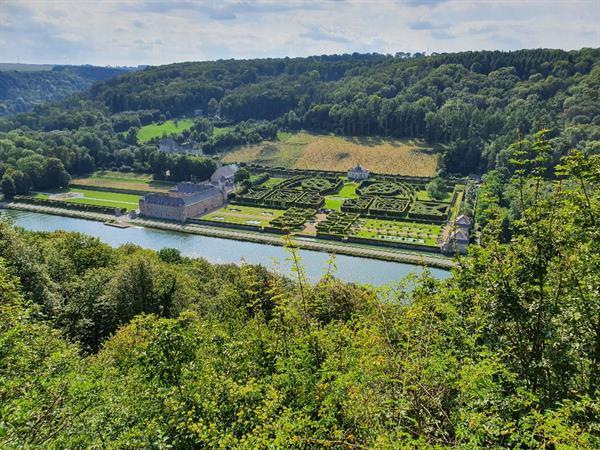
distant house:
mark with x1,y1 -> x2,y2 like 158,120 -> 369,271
210,164 -> 239,184
347,164 -> 369,181
158,138 -> 201,155
455,215 -> 472,229
139,181 -> 226,222
440,228 -> 470,254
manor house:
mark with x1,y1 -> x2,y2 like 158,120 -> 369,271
140,181 -> 227,222
139,164 -> 240,222
347,163 -> 369,181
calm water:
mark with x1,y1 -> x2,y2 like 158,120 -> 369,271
1,209 -> 450,287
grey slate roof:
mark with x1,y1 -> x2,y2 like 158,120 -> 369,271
449,228 -> 470,242
455,215 -> 472,226
142,182 -> 222,207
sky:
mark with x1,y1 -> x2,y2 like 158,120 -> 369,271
0,0 -> 599,67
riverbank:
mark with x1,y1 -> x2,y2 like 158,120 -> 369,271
2,202 -> 456,269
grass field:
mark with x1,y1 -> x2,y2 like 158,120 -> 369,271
201,205 -> 284,227
137,119 -> 194,143
415,189 -> 453,202
256,177 -> 286,188
352,219 -> 442,247
36,188 -> 141,211
221,132 -> 440,176
71,171 -> 174,193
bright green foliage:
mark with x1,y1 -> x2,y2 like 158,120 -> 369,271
0,139 -> 598,447
137,119 -> 194,143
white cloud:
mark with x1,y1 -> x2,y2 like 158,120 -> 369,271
0,0 -> 598,66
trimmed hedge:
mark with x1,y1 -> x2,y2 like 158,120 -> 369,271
347,235 -> 441,253
316,211 -> 359,236
250,172 -> 270,186
189,218 -> 262,232
341,197 -> 374,214
369,197 -> 410,219
269,207 -> 316,231
408,201 -> 450,222
12,195 -> 126,215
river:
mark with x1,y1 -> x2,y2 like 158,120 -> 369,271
1,209 -> 450,287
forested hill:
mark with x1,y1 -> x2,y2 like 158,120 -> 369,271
86,48 -> 600,173
0,65 -> 132,116
0,49 -> 598,189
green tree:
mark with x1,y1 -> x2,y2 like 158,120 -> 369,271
1,173 -> 16,199
234,167 -> 250,183
426,176 -> 446,200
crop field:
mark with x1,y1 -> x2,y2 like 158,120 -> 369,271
202,205 -> 284,227
137,119 -> 194,143
71,171 -> 174,193
221,132 -> 440,176
36,188 -> 141,211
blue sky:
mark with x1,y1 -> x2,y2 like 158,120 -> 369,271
0,0 -> 598,66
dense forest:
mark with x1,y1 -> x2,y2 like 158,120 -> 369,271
0,50 -> 599,195
87,49 -> 600,174
1,134 -> 598,447
0,65 -> 131,116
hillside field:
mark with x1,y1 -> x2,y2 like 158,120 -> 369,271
71,171 -> 174,193
221,132 -> 440,177
137,119 -> 194,143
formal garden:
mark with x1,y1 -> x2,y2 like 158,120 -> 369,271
199,166 -> 469,252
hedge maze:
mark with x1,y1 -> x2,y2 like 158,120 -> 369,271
341,197 -> 374,213
219,166 -> 470,250
316,211 -> 360,236
357,180 -> 414,198
268,207 -> 316,232
408,201 -> 450,221
370,197 -> 411,218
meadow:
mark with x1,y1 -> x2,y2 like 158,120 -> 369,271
221,132 -> 440,176
71,171 -> 174,193
137,119 -> 194,143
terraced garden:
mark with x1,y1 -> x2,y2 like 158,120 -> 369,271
198,167 -> 468,252
201,205 -> 284,227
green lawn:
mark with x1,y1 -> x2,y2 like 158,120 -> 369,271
202,205 -> 284,227
257,177 -> 285,188
416,189 -> 453,202
213,126 -> 234,137
324,182 -> 359,211
137,119 -> 194,143
36,188 -> 141,211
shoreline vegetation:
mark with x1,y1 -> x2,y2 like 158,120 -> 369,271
1,201 -> 456,270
